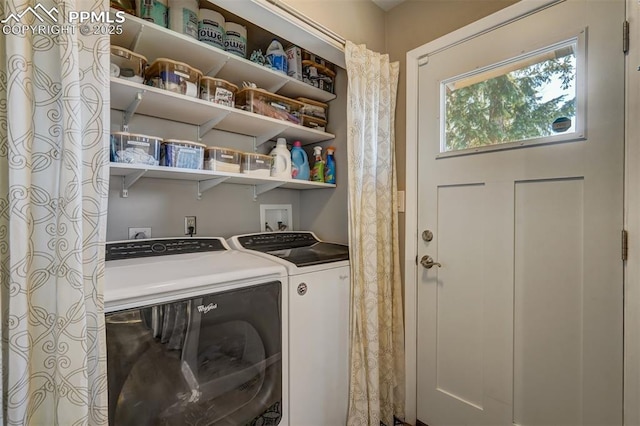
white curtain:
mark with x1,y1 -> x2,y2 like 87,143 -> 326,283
0,0 -> 110,424
345,41 -> 405,426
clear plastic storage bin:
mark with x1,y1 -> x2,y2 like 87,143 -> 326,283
302,60 -> 335,94
110,46 -> 147,84
200,77 -> 238,107
145,58 -> 202,97
241,153 -> 272,177
301,115 -> 327,132
110,132 -> 162,165
204,146 -> 242,173
297,97 -> 328,120
235,88 -> 304,125
161,139 -> 206,169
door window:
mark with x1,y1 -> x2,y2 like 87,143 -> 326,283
441,36 -> 583,154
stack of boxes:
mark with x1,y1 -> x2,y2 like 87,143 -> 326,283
286,45 -> 336,95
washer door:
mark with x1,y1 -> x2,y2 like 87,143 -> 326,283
106,281 -> 282,426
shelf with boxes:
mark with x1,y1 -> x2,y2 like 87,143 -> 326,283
110,163 -> 336,199
110,77 -> 334,145
110,9 -> 336,103
108,5 -> 339,198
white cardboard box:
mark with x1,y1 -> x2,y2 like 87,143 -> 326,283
286,45 -> 303,81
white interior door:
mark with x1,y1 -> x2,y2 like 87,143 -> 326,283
416,1 -> 624,425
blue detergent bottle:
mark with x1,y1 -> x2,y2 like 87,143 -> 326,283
291,141 -> 310,180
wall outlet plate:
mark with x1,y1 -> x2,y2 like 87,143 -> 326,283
185,216 -> 196,235
129,227 -> 151,239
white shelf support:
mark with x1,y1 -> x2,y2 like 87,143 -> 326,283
130,23 -> 144,52
254,181 -> 285,200
121,169 -> 146,197
205,58 -> 230,77
255,126 -> 287,146
123,91 -> 144,128
197,177 -> 230,199
198,112 -> 231,140
266,79 -> 288,94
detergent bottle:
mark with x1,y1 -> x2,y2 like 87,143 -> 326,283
266,39 -> 288,75
291,141 -> 310,180
270,138 -> 291,179
324,146 -> 336,184
310,146 -> 324,182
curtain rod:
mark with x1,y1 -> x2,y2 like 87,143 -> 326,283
264,0 -> 347,49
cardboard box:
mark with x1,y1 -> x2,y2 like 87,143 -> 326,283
286,45 -> 303,81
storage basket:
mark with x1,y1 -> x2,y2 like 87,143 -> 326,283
235,88 -> 304,125
204,146 -> 242,173
241,153 -> 272,177
302,61 -> 336,94
145,58 -> 202,97
110,46 -> 147,83
110,132 -> 162,165
301,115 -> 327,132
161,139 -> 206,169
297,97 -> 328,121
200,77 -> 238,107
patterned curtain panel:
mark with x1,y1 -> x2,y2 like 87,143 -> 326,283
0,0 -> 110,424
345,41 -> 405,426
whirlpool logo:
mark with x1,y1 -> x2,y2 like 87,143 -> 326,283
197,303 -> 218,314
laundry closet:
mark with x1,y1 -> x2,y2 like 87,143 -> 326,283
104,1 -> 352,425
106,0 -> 349,244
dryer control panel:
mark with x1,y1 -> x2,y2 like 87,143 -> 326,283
106,238 -> 227,261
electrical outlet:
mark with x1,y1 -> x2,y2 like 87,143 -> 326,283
184,216 -> 196,236
129,227 -> 151,239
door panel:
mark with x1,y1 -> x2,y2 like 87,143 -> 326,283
514,178 -> 584,425
436,184 -> 486,409
416,1 -> 624,424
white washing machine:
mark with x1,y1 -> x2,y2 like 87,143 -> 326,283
104,237 -> 289,426
227,232 -> 350,426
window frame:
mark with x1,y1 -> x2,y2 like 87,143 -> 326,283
437,30 -> 587,158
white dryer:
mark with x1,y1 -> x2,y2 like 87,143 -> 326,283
104,237 -> 289,426
227,232 -> 350,426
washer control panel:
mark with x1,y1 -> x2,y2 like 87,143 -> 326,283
106,238 -> 226,261
237,232 -> 318,251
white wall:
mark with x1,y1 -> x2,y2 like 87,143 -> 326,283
281,0 -> 386,53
